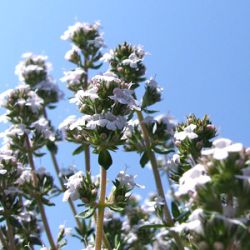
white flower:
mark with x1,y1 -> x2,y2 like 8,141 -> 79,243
0,89 -> 13,107
1,124 -> 29,138
202,138 -> 244,160
64,45 -> 81,61
100,49 -> 114,62
68,116 -> 90,131
172,208 -> 204,235
164,153 -> 180,171
59,224 -> 72,236
116,170 -> 145,189
63,171 -> 83,202
175,164 -> 211,197
59,115 -> 77,131
86,113 -> 127,131
16,169 -> 33,185
61,21 -> 101,41
25,91 -> 44,113
91,71 -> 121,86
15,53 -> 51,81
174,124 -> 198,141
70,87 -> 98,105
146,77 -> 163,93
60,68 -> 85,87
109,88 -> 141,111
141,195 -> 164,213
31,117 -> 55,141
122,53 -> 141,69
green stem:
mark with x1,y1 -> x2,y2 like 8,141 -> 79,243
0,228 -> 7,249
136,111 -> 184,250
84,144 -> 91,173
6,219 -> 16,250
25,135 -> 57,250
43,109 -> 83,230
50,151 -> 82,230
95,167 -> 107,250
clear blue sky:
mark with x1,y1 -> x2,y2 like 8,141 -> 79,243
0,1 -> 250,249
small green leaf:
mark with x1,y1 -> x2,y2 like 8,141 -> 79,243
76,208 -> 95,219
171,202 -> 180,219
139,224 -> 166,230
153,146 -> 174,155
109,205 -> 124,212
98,150 -> 112,170
72,144 -> 85,156
140,152 -> 149,168
47,142 -> 58,154
33,152 -> 46,157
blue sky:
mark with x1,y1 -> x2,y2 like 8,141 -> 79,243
0,1 -> 250,249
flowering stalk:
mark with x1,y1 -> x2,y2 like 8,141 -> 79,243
95,167 -> 107,250
136,111 -> 184,250
43,109 -> 83,231
25,135 -> 57,250
6,217 -> 16,250
0,228 -> 7,249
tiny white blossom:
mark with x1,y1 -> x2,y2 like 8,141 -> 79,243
100,49 -> 114,62
146,77 -> 163,93
59,224 -> 72,236
60,68 -> 85,87
61,21 -> 101,41
109,88 -> 141,111
25,91 -> 44,113
141,195 -> 164,213
116,170 -> 145,189
16,169 -> 33,185
122,53 -> 141,69
64,45 -> 81,61
174,124 -> 198,141
172,208 -> 204,235
92,71 -> 121,86
31,117 -> 55,141
202,138 -> 244,160
175,164 -> 211,197
63,171 -> 83,202
70,88 -> 99,105
86,113 -> 127,131
59,115 -> 77,131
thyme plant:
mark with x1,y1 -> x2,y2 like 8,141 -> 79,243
0,21 -> 249,250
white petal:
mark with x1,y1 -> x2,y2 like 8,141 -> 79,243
213,149 -> 229,160
201,148 -> 215,156
213,138 -> 232,148
226,143 -> 243,153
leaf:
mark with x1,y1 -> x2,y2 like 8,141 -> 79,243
109,205 -> 124,212
33,152 -> 46,157
143,109 -> 158,114
47,142 -> 58,154
153,146 -> 174,155
140,152 -> 149,168
139,224 -> 166,230
48,105 -> 57,110
98,150 -> 112,170
72,144 -> 85,156
171,202 -> 180,219
76,208 -> 95,219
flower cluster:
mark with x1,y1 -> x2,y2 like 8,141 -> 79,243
104,42 -> 147,85
15,53 -> 63,106
1,20 -> 249,250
